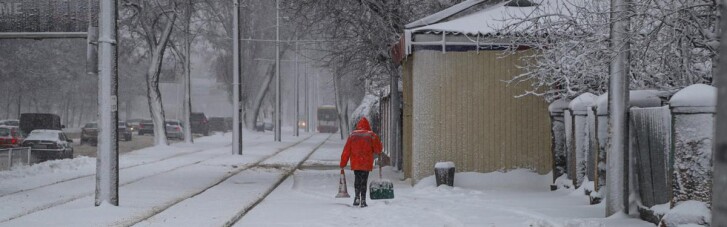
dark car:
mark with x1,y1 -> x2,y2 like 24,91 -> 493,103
19,113 -> 63,135
22,129 -> 73,161
0,119 -> 19,127
224,117 -> 233,131
190,112 -> 209,136
138,119 -> 154,135
0,126 -> 24,148
80,122 -> 98,145
208,117 -> 227,133
126,119 -> 143,133
118,121 -> 132,141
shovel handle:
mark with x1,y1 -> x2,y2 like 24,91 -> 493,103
378,154 -> 383,179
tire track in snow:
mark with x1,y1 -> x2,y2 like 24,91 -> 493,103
0,134 -> 275,223
122,134 -> 329,227
222,134 -> 332,227
0,134 -> 265,199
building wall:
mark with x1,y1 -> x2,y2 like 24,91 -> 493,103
403,55 -> 414,180
406,50 -> 552,182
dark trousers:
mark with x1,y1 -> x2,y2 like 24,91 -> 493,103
354,170 -> 369,199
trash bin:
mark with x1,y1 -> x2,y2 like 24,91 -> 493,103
435,162 -> 455,187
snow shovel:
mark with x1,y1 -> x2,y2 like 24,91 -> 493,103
369,155 -> 394,200
335,169 -> 350,198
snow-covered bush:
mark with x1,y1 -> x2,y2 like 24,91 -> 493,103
497,0 -> 718,101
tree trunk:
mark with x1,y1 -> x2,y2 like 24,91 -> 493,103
146,13 -> 177,146
247,63 -> 276,130
182,3 -> 193,144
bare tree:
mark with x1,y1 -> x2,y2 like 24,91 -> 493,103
122,0 -> 179,146
498,0 -> 720,101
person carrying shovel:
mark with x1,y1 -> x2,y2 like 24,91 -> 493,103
340,117 -> 382,207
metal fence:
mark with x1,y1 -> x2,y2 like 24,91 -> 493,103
0,147 -> 32,171
630,106 -> 672,208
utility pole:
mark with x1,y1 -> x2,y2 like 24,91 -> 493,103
274,0 -> 282,142
95,0 -> 119,206
711,2 -> 727,225
183,0 -> 193,144
606,0 -> 631,216
232,0 -> 243,155
304,64 -> 310,133
294,42 -> 300,137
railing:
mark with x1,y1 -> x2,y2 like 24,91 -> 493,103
0,147 -> 32,171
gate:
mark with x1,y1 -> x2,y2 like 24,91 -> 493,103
630,106 -> 672,207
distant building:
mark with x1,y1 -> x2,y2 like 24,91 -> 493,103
395,0 -> 552,182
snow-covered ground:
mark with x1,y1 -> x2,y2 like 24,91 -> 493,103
0,130 -> 654,227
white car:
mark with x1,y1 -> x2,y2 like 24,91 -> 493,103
21,130 -> 74,161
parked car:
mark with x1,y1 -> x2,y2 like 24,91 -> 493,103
165,120 -> 184,140
80,122 -> 98,145
0,119 -> 19,127
264,121 -> 274,131
138,119 -> 154,135
126,119 -> 144,133
224,117 -> 233,131
190,112 -> 209,136
22,129 -> 73,161
19,113 -> 63,135
208,117 -> 227,133
118,121 -> 132,141
0,126 -> 24,148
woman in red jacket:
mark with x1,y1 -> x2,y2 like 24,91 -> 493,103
340,117 -> 382,207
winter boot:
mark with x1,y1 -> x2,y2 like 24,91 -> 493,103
360,188 -> 368,207
353,188 -> 360,206
353,196 -> 360,206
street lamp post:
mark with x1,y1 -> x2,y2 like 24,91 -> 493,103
606,0 -> 631,216
232,0 -> 243,155
95,0 -> 119,207
274,0 -> 282,142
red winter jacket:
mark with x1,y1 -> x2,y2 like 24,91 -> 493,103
340,117 -> 382,171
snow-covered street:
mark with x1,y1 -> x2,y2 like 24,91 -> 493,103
0,131 -> 654,227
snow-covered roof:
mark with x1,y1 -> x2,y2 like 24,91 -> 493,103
670,84 -> 717,107
548,98 -> 570,113
568,93 -> 597,114
409,0 -> 565,36
405,0 -> 490,29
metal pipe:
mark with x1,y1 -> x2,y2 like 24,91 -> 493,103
304,64 -> 309,133
8,148 -> 12,169
605,0 -> 631,216
711,1 -> 727,224
274,0 -> 281,142
0,32 -> 88,39
95,0 -> 119,206
294,42 -> 300,137
232,0 -> 242,155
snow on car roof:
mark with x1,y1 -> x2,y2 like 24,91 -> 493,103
26,130 -> 62,141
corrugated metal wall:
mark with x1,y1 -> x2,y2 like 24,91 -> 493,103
403,55 -> 414,180
405,50 -> 552,182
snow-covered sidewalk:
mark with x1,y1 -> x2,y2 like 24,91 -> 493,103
237,138 -> 655,227
0,131 -> 655,227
